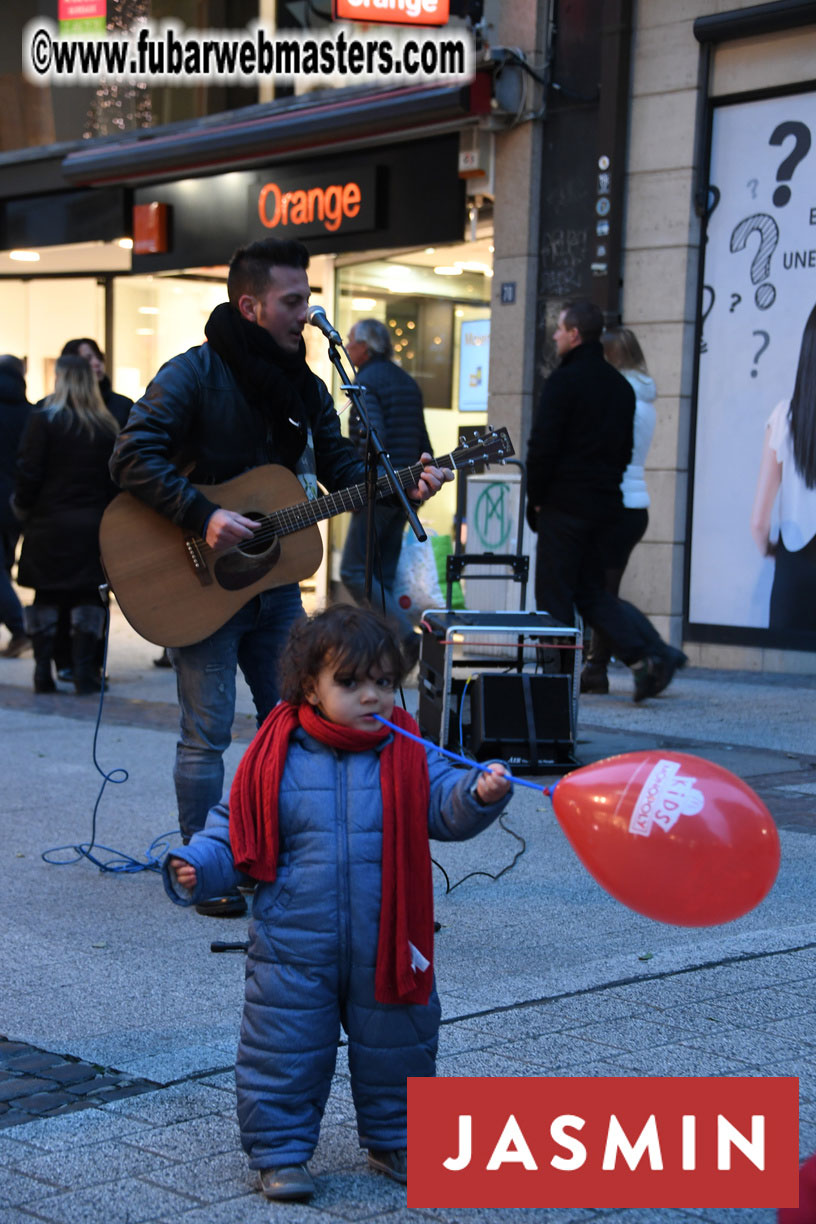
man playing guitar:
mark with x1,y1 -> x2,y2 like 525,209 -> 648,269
110,237 -> 451,916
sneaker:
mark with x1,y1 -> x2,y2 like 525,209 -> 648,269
194,892 -> 247,918
367,1147 -> 408,1184
259,1163 -> 315,1201
2,633 -> 31,658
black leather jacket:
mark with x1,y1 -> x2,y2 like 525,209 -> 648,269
110,342 -> 365,536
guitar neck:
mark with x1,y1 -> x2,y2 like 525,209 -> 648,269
269,453 -> 456,538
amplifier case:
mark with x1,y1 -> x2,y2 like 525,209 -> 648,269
469,672 -> 574,771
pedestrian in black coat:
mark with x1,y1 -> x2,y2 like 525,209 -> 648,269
526,301 -> 686,702
13,355 -> 120,694
55,339 -> 135,676
0,356 -> 32,656
60,337 -> 133,427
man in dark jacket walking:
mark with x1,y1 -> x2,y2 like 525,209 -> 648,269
110,242 -> 449,914
0,356 -> 32,657
340,319 -> 432,666
526,300 -> 685,702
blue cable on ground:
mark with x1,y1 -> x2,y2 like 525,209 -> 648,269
41,602 -> 180,874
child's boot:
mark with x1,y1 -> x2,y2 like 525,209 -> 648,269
368,1148 -> 408,1184
259,1164 -> 315,1201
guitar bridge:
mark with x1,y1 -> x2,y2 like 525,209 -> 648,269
184,535 -> 213,586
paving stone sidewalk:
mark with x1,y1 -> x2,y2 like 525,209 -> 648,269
1,614 -> 814,1222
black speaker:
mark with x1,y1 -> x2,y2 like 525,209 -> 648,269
468,673 -> 574,771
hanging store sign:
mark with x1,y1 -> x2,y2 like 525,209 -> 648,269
333,0 -> 450,26
256,168 -> 376,237
58,0 -> 106,35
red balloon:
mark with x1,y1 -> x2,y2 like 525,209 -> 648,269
551,751 -> 780,926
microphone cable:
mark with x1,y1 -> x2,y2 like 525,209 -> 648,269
41,597 -> 179,874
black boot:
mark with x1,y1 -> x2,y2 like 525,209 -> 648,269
23,605 -> 59,694
70,605 -> 106,695
580,660 -> 609,694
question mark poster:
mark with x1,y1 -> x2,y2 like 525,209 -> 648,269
689,88 -> 816,640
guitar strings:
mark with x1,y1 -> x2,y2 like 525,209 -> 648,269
195,444 -> 499,558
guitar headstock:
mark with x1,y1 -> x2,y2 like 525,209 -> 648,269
452,426 -> 515,473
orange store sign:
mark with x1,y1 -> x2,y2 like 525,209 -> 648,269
256,167 -> 376,238
333,0 -> 449,26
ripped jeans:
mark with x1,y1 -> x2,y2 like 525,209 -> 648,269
167,585 -> 304,839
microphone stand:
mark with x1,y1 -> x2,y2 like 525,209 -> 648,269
325,340 -> 426,604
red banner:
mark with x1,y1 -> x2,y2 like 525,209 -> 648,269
59,1 -> 106,18
408,1077 -> 799,1209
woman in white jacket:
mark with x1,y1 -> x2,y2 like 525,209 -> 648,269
581,327 -> 659,694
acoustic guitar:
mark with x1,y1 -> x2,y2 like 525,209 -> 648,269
99,427 -> 515,648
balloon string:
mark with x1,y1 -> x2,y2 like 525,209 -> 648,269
372,714 -> 555,796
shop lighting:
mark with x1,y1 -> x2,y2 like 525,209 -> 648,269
351,297 -> 377,310
9,250 -> 40,262
138,306 -> 160,315
457,261 -> 493,276
424,248 -> 435,254
434,265 -> 462,276
407,321 -> 416,329
136,328 -> 154,336
118,238 -> 134,250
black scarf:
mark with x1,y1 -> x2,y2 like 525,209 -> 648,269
205,302 -> 318,469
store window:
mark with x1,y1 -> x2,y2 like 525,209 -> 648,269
0,276 -> 106,403
113,272 -> 227,401
2,0 -> 264,154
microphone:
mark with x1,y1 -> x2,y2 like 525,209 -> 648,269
306,305 -> 342,345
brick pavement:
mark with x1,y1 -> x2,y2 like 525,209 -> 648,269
1,646 -> 814,1222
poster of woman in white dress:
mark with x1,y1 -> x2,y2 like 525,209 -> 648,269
750,302 -> 816,631
689,86 -> 816,642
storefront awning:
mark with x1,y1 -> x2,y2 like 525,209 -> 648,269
61,78 -> 491,189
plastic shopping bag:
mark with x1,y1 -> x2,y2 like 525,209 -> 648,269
392,525 -> 445,623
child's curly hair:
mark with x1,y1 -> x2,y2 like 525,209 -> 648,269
279,603 -> 410,704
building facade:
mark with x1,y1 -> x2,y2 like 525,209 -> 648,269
3,0 -> 816,669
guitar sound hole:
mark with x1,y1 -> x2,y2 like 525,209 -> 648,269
238,512 -> 273,557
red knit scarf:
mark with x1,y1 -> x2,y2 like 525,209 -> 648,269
229,701 -> 433,1006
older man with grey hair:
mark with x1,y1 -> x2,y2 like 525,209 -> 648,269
341,318 -> 432,666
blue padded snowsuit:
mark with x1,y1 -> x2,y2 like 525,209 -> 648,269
163,725 -> 511,1170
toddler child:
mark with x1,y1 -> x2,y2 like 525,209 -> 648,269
165,603 -> 511,1202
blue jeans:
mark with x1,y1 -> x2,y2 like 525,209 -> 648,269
340,505 -> 412,639
168,585 -> 304,839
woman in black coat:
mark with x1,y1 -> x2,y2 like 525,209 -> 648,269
60,337 -> 133,428
13,355 -> 120,694
55,338 -> 136,675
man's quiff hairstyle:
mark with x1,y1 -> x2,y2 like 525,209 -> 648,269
352,318 -> 393,359
227,238 -> 310,305
561,300 -> 604,345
